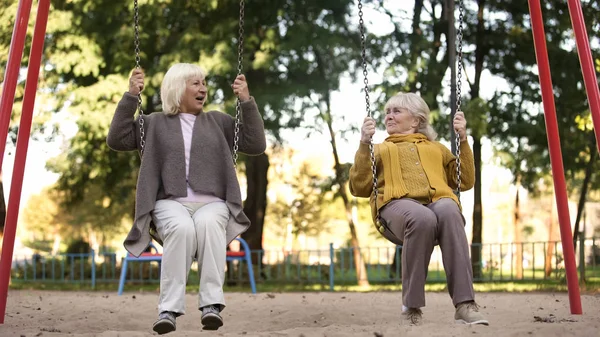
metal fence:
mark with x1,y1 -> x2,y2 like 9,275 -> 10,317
10,237 -> 600,290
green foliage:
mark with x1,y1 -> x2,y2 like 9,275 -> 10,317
485,0 -> 600,194
270,162 -> 330,239
462,97 -> 489,139
21,185 -> 130,252
21,187 -> 67,252
65,239 -> 91,255
371,1 -> 450,125
3,0 -> 600,248
15,0 -> 361,242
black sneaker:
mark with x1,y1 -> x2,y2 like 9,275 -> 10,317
152,311 -> 176,334
201,305 -> 223,330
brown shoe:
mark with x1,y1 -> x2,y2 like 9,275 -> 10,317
402,307 -> 423,325
455,301 -> 489,325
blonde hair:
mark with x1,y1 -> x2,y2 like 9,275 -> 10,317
384,92 -> 438,140
160,63 -> 207,115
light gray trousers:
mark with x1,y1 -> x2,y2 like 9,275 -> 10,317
379,198 -> 475,309
152,199 -> 229,315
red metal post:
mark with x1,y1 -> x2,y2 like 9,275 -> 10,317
0,0 -> 33,170
566,0 -> 600,154
527,0 -> 582,315
0,0 -> 51,324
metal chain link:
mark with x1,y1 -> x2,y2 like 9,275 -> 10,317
455,0 -> 464,197
358,0 -> 382,227
232,0 -> 245,168
134,0 -> 146,156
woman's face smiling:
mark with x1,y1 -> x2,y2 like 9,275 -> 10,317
385,106 -> 418,135
179,75 -> 207,114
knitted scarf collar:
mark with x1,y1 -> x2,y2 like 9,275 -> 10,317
379,133 -> 428,202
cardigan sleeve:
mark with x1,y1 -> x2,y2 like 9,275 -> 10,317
106,92 -> 142,152
440,141 -> 475,191
235,97 -> 267,155
349,142 -> 378,198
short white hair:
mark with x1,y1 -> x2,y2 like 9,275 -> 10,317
384,92 -> 438,141
160,63 -> 206,115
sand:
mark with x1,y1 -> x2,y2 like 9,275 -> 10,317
1,290 -> 599,337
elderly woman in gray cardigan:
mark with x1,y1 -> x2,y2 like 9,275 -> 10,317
107,63 -> 266,334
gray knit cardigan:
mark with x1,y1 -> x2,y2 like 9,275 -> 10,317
107,92 -> 266,257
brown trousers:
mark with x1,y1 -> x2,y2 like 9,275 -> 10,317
380,198 -> 475,308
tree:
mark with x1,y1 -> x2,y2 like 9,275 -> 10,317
257,0 -> 374,286
20,184 -> 130,253
11,1 -> 377,268
269,161 -> 330,249
34,0 -> 329,247
0,0 -> 61,243
21,187 -> 66,254
374,0 -> 450,117
486,0 -> 600,261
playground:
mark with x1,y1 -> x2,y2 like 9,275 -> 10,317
2,0 -> 600,335
1,290 -> 599,336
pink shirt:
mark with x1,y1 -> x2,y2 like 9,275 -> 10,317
171,112 -> 223,204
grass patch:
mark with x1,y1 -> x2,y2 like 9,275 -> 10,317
9,279 -> 600,294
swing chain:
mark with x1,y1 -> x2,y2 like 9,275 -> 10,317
232,0 -> 245,167
358,0 -> 380,222
358,1 -> 371,119
134,0 -> 146,156
455,0 -> 464,196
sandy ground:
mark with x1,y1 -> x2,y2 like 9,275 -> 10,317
1,290 -> 599,337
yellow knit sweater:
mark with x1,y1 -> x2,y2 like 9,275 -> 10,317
349,133 -> 475,225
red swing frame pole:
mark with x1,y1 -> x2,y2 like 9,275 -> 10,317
0,0 -> 51,324
527,0 -> 582,315
0,0 -> 33,170
566,0 -> 600,154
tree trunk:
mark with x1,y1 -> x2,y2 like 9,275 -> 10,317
309,30 -> 369,286
545,199 -> 558,277
341,182 -> 369,286
52,233 -> 61,255
241,153 -> 270,268
471,137 -> 483,280
573,139 -> 596,252
408,0 -> 424,93
469,0 -> 487,281
544,224 -> 555,277
514,182 -> 523,279
323,97 -> 369,286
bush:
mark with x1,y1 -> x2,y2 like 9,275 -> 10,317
65,239 -> 91,255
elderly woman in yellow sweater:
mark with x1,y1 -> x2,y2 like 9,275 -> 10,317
349,92 -> 488,326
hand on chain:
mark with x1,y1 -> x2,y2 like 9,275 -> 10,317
361,117 -> 376,143
128,68 -> 145,96
232,74 -> 250,102
453,111 -> 467,142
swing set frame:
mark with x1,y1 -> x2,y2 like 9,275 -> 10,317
0,0 -> 599,323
